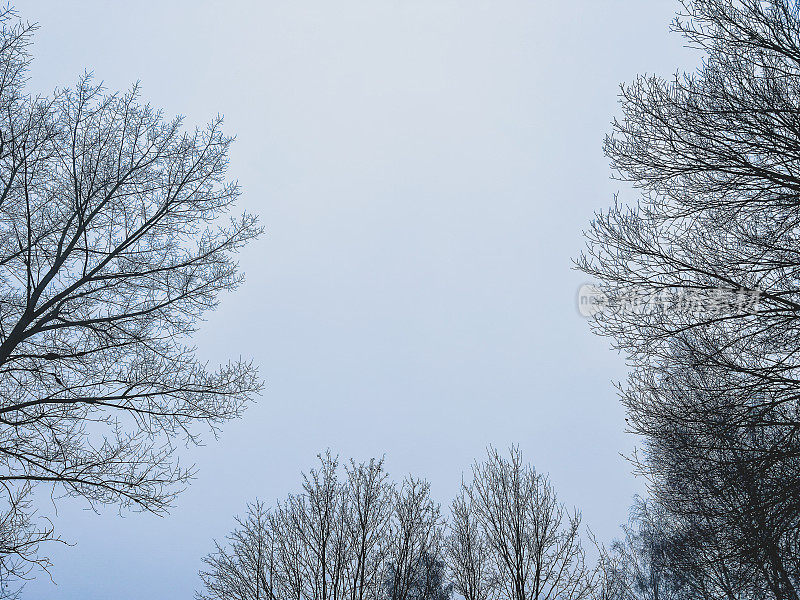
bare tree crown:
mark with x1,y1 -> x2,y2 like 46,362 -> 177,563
578,2 -> 800,600
0,5 -> 262,586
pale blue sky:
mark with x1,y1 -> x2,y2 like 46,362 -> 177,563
15,1 -> 696,598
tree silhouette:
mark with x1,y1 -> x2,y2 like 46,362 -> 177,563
578,1 -> 800,599
198,453 -> 400,600
0,5 -> 262,581
455,447 -> 596,600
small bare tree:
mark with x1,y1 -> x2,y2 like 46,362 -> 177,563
199,453 -> 396,600
384,477 -> 445,600
446,489 -> 493,600
197,501 -> 278,600
344,457 -> 394,600
287,451 -> 350,600
462,447 -> 595,600
600,499 -> 688,600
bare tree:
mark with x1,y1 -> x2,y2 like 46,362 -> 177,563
199,453 -> 396,600
0,3 -> 262,582
462,447 -> 595,600
344,457 -> 394,600
595,546 -> 626,600
384,478 -> 445,600
600,499 -> 688,600
598,493 -> 767,600
641,374 -> 800,600
576,0 -> 800,478
576,2 -> 800,599
197,501 -> 278,600
576,0 -> 800,503
288,451 -> 350,600
445,489 -> 493,600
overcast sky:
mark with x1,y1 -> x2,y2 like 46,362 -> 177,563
14,1 -> 698,598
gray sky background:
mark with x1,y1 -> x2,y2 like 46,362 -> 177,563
14,1 -> 698,598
